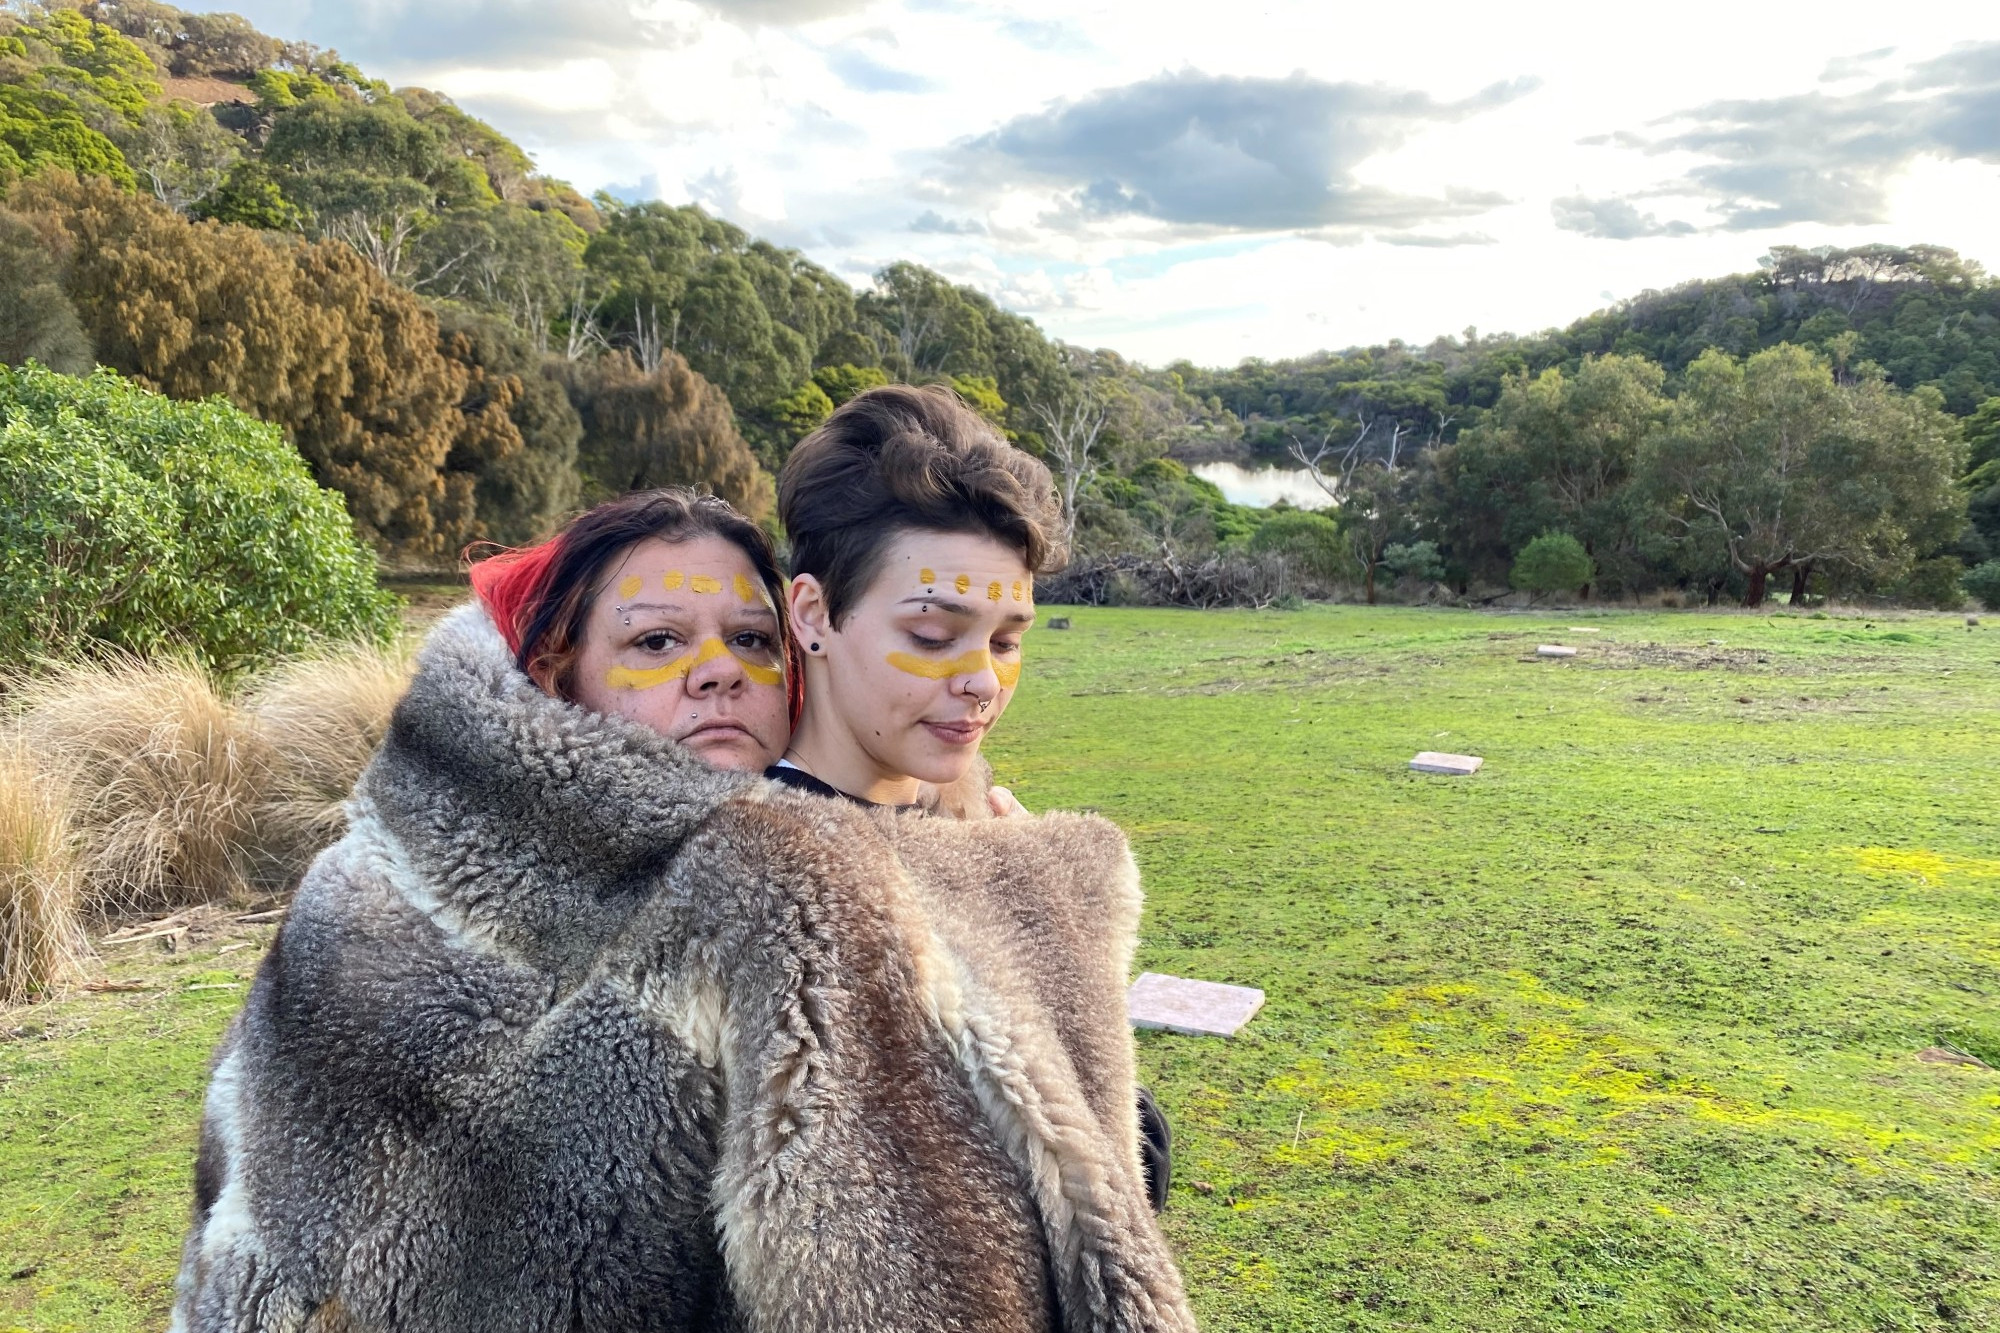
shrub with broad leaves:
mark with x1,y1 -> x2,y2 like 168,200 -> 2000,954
0,363 -> 397,672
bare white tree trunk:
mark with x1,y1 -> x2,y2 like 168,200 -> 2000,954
562,282 -> 608,362
1032,379 -> 1109,551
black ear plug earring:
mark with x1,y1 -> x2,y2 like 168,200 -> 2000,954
809,642 -> 820,652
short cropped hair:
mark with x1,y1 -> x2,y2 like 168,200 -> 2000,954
778,384 -> 1066,624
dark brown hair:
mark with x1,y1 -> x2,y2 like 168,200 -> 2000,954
469,488 -> 792,705
777,384 -> 1066,624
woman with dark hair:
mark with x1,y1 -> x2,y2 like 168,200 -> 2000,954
468,488 -> 794,771
172,485 -> 1195,1333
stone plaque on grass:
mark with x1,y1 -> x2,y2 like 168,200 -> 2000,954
1128,973 -> 1265,1038
1410,751 -> 1483,775
1536,644 -> 1578,658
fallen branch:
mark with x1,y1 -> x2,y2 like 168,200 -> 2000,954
102,926 -> 188,947
102,912 -> 192,943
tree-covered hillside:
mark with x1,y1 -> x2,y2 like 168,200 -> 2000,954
2,0 -> 1997,610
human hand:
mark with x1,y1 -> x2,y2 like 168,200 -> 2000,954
987,785 -> 1029,818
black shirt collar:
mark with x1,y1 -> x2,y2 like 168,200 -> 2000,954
763,763 -> 924,813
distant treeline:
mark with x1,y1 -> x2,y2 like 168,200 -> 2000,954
2,0 -> 1997,609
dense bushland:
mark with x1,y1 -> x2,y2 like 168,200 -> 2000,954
2,0 -> 1997,601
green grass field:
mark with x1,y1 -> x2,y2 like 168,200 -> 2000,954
5,605 -> 1998,1331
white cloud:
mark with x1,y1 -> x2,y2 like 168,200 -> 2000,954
219,0 -> 2000,365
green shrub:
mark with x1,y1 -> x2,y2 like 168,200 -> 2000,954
0,364 -> 398,671
1382,540 -> 1445,584
1249,509 -> 1348,582
811,363 -> 889,406
1963,560 -> 2000,612
1898,556 -> 1965,610
1511,531 -> 1594,598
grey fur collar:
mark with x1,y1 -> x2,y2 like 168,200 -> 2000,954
357,604 -> 751,979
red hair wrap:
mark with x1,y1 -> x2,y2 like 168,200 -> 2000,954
467,539 -> 564,663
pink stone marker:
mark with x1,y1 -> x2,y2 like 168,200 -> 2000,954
1127,972 -> 1265,1038
1410,752 -> 1483,775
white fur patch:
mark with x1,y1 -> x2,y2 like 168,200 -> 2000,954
628,967 -> 730,1070
926,943 -> 1093,1273
343,807 -> 512,961
169,1046 -> 267,1330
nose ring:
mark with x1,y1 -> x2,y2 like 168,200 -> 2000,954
977,698 -> 991,713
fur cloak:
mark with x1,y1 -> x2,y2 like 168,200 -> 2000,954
171,606 -> 1195,1333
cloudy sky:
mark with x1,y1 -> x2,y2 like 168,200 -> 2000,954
224,0 -> 2000,367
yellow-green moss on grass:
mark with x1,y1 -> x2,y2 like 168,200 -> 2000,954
996,606 -> 2000,1331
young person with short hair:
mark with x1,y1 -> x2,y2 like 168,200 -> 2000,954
768,383 -> 1055,810
770,383 -> 1174,1211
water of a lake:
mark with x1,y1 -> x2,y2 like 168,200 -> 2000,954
1191,462 -> 1334,510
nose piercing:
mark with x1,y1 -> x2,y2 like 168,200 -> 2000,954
977,698 -> 991,713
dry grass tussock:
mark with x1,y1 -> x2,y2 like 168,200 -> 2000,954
0,736 -> 89,1004
6,642 -> 416,936
242,639 -> 416,876
11,655 -> 275,917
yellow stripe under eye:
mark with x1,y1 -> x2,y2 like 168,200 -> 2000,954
606,638 -> 784,689
885,649 -> 1020,689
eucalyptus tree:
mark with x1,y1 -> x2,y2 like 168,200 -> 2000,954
1637,344 -> 1965,606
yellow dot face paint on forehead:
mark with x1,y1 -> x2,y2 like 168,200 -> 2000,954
617,575 -> 643,600
650,571 -> 762,599
909,566 -> 1032,607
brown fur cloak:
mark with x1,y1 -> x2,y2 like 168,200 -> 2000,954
170,605 -> 1194,1333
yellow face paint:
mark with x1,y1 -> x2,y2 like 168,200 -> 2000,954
1012,581 -> 1024,601
689,574 -> 722,595
605,638 -> 784,690
885,648 -> 1021,690
919,568 -> 936,585
954,574 -> 972,594
618,575 -> 643,599
733,573 -> 759,603
663,571 -> 685,592
737,656 -> 785,686
986,581 -> 1003,601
